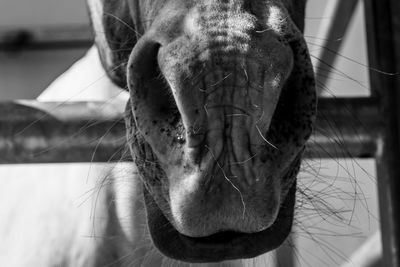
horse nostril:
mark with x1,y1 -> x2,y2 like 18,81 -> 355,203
127,37 -> 180,125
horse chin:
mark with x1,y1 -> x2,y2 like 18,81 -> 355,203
143,182 -> 296,263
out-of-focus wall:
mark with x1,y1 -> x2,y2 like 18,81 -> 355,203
0,0 -> 370,100
0,0 -> 89,99
0,0 -> 88,26
0,49 -> 88,99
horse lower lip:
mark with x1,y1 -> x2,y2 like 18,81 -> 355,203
143,183 -> 296,263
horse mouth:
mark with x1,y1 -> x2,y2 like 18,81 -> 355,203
143,182 -> 296,263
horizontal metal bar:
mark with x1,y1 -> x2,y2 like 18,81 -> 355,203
306,97 -> 379,158
0,25 -> 93,51
0,101 -> 127,163
0,98 -> 379,164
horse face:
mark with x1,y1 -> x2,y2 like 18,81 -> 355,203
88,0 -> 316,262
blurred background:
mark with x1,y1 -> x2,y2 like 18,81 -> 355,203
0,0 -> 378,266
0,0 -> 89,99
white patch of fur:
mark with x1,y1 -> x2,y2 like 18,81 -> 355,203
184,8 -> 201,37
267,5 -> 288,35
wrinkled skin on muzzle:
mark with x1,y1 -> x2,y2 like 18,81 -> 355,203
89,0 -> 316,263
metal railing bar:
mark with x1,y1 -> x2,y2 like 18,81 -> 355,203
0,100 -> 126,164
307,97 -> 379,158
0,97 -> 379,164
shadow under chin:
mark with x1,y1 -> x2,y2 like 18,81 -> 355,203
143,182 -> 296,263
